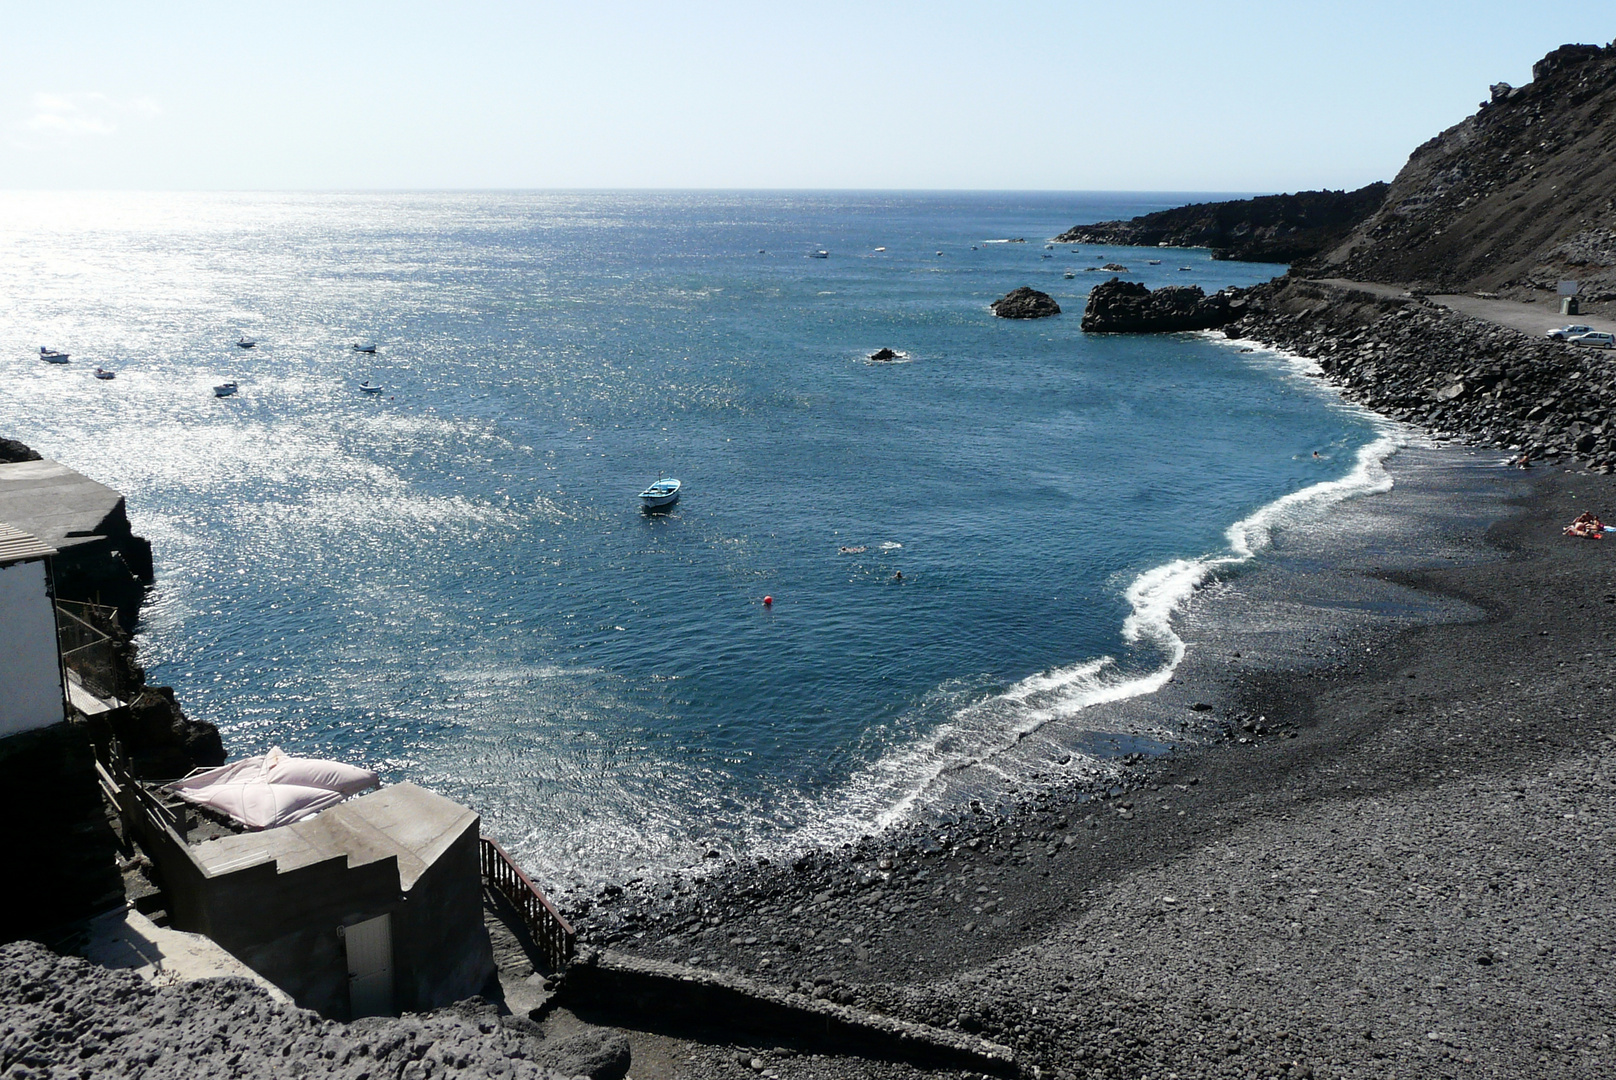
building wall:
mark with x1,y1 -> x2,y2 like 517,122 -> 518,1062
0,559 -> 65,737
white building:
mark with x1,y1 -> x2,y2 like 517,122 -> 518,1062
0,521 -> 67,737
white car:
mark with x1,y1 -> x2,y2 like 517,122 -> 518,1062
1567,331 -> 1615,349
1547,324 -> 1594,340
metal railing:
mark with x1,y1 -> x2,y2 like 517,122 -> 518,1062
479,836 -> 575,969
57,599 -> 131,702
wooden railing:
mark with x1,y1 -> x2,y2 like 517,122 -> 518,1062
479,836 -> 576,969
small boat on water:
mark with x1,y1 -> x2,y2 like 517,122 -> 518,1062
237,336 -> 257,348
1064,269 -> 1076,279
214,381 -> 239,397
1147,259 -> 1162,265
93,367 -> 116,380
357,381 -> 383,394
353,342 -> 378,354
807,250 -> 829,259
638,477 -> 681,509
39,347 -> 69,364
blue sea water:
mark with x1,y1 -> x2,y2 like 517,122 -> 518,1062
0,191 -> 1392,886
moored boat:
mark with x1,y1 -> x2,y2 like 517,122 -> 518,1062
357,381 -> 383,393
353,342 -> 378,354
93,367 -> 116,380
638,477 -> 681,509
39,347 -> 69,364
237,336 -> 257,348
214,380 -> 239,397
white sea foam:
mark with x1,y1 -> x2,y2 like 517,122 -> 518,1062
768,339 -> 1413,860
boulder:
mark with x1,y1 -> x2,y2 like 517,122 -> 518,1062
0,436 -> 41,464
990,286 -> 1061,319
869,347 -> 898,361
1080,278 -> 1239,333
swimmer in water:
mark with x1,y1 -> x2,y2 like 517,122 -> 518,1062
1312,450 -> 1321,458
893,570 -> 903,582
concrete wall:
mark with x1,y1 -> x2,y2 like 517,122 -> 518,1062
0,559 -> 65,738
393,824 -> 496,1012
139,811 -> 493,1018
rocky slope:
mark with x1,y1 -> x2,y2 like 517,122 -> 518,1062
1221,277 -> 1616,469
1055,185 -> 1388,262
1308,42 -> 1616,309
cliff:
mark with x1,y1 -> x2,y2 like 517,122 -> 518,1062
1055,184 -> 1389,262
1309,42 -> 1616,304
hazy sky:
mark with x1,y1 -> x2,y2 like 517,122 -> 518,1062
2,2 -> 1610,192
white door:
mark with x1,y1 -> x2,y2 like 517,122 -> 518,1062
344,913 -> 394,1018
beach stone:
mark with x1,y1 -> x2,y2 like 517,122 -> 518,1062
536,1030 -> 632,1080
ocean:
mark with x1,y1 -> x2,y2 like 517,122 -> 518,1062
0,190 -> 1395,889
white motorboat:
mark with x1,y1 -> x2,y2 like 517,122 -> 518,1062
638,477 -> 681,509
353,342 -> 378,354
1063,269 -> 1076,279
93,367 -> 116,380
357,381 -> 383,393
39,347 -> 69,364
807,250 -> 829,259
214,381 -> 239,397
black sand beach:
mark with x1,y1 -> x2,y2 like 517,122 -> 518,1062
562,451 -> 1616,1080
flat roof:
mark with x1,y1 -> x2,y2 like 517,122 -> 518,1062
0,521 -> 57,564
189,782 -> 479,891
0,459 -> 126,552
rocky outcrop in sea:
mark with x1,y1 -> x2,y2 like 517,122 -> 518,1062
990,286 -> 1060,319
1080,278 -> 1244,333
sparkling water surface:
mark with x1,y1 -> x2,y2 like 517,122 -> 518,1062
0,191 -> 1386,885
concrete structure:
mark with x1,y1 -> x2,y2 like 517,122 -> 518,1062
0,523 -> 66,738
0,459 -> 152,627
106,773 -> 495,1019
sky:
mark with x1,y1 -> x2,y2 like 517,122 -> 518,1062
1,1 -> 1611,192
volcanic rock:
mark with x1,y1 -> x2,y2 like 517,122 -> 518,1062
1080,278 -> 1240,333
991,286 -> 1061,319
1056,183 -> 1388,263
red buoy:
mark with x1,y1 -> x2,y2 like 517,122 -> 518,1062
762,595 -> 773,606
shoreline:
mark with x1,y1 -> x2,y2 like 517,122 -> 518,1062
568,308 -> 1616,1076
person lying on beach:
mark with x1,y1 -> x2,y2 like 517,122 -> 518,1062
1564,511 -> 1606,538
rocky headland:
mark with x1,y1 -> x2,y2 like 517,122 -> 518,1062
991,286 -> 1061,319
1055,184 -> 1389,263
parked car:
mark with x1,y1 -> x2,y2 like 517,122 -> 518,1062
1548,324 -> 1595,340
1567,331 -> 1615,349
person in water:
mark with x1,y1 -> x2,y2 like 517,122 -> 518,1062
893,570 -> 903,582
